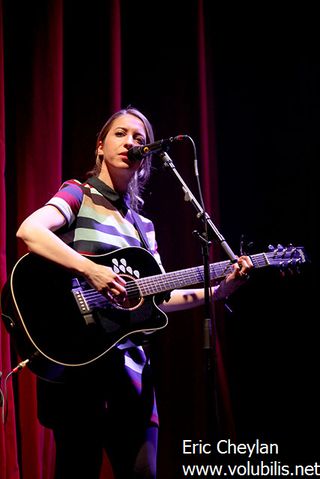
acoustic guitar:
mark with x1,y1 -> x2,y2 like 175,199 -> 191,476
1,244 -> 306,381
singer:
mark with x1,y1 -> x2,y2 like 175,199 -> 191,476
16,106 -> 252,479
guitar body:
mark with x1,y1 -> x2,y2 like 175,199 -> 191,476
1,247 -> 168,380
1,242 -> 306,381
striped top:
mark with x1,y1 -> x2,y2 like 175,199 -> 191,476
48,177 -> 162,261
47,177 -> 160,425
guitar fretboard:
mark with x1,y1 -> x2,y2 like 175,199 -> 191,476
136,253 -> 270,297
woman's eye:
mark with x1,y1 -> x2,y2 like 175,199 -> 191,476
135,137 -> 145,145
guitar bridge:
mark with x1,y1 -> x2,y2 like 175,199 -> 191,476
71,278 -> 95,325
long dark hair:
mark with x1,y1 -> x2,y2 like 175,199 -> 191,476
88,107 -> 154,211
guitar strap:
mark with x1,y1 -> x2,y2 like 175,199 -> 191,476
130,209 -> 152,252
132,210 -> 171,307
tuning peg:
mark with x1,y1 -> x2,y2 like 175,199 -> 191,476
292,264 -> 301,275
290,258 -> 302,272
268,244 -> 283,257
288,243 -> 300,257
279,269 -> 286,278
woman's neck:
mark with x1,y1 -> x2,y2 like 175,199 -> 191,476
98,170 -> 130,194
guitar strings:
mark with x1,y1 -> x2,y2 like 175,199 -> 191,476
79,250 -> 302,307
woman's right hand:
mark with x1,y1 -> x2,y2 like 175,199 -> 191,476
17,205 -> 127,300
84,260 -> 127,299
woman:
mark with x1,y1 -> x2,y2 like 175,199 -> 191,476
17,107 -> 252,478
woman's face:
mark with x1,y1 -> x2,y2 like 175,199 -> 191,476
97,113 -> 147,178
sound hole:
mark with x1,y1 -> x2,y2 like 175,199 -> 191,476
115,274 -> 142,310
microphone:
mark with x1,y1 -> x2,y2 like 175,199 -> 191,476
127,135 -> 187,162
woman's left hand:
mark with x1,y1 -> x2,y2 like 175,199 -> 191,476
229,255 -> 253,280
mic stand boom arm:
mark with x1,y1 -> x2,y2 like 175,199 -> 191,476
159,151 -> 238,263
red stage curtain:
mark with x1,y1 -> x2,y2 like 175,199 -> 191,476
6,1 -> 63,478
0,1 -> 20,477
0,1 -> 228,477
197,0 -> 235,438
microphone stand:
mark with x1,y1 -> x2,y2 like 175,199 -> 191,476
159,151 -> 237,262
159,151 -> 238,438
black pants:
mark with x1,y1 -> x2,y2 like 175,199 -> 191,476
37,350 -> 158,478
53,414 -> 158,478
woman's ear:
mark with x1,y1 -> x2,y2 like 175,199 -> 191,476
97,140 -> 104,155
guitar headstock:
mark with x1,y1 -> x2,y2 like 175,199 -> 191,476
265,244 -> 307,272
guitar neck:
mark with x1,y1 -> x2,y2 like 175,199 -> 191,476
136,253 -> 270,297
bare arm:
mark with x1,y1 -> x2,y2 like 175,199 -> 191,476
160,255 -> 253,313
17,205 -> 126,296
